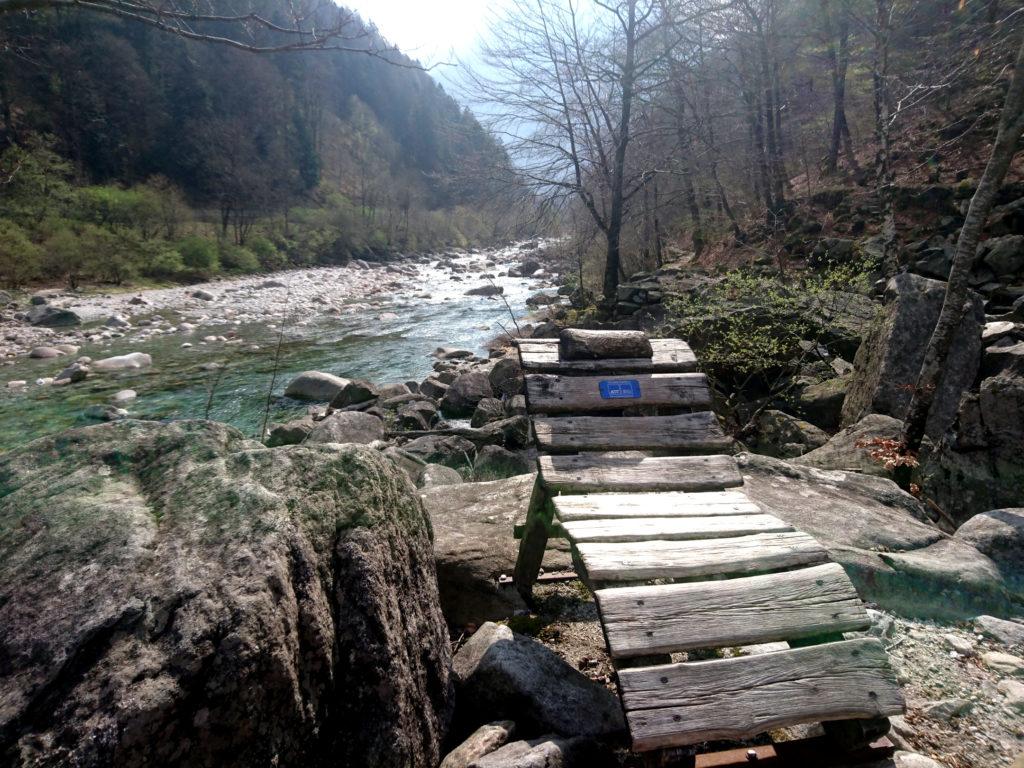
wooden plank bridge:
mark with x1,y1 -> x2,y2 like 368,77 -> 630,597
513,331 -> 905,759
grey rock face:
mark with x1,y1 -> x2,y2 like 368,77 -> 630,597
954,509 -> 1024,593
420,464 -> 464,488
471,398 -> 507,428
0,420 -> 453,767
738,453 -> 1020,619
474,445 -> 535,480
974,615 -> 1024,646
440,721 -> 515,768
795,414 -> 905,477
468,736 -> 613,768
283,370 -> 351,402
265,416 -> 315,447
981,235 -> 1024,277
754,410 -> 828,458
452,623 -> 625,738
403,434 -> 477,468
489,357 -> 525,398
421,475 -> 567,627
442,373 -> 495,417
842,273 -> 983,439
330,379 -> 380,409
305,411 -> 385,445
794,375 -> 851,430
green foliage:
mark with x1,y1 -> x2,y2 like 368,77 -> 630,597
177,237 -> 219,274
219,244 -> 260,273
0,219 -> 41,288
663,261 -> 875,377
248,235 -> 286,271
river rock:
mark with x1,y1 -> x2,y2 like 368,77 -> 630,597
466,285 -> 504,296
420,464 -> 464,488
488,357 -> 525,397
92,352 -> 153,371
754,410 -> 828,458
421,475 -> 567,627
28,346 -> 63,359
452,623 -> 624,738
265,416 -> 315,447
953,509 -> 1024,594
82,404 -> 129,421
305,411 -> 385,445
441,373 -> 494,417
330,379 -> 380,409
842,273 -> 983,439
982,651 -> 1024,676
403,435 -> 477,468
974,615 -> 1024,646
55,362 -> 89,384
795,414 -> 905,477
471,398 -> 506,428
468,735 -> 612,768
284,371 -> 351,402
0,420 -> 453,767
793,375 -> 850,430
440,721 -> 516,768
27,304 -> 81,327
421,376 -> 450,401
191,289 -> 215,300
378,382 -> 412,399
474,446 -> 535,479
738,453 -> 1018,619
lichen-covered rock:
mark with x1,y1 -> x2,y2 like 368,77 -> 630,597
471,398 -> 507,428
265,416 -> 316,447
842,273 -> 983,439
0,420 -> 452,767
488,357 -> 524,398
753,410 -> 828,458
795,414 -> 905,477
793,375 -> 851,430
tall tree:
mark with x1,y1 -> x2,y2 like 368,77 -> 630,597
900,34 -> 1024,460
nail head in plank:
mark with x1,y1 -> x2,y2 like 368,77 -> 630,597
553,491 -> 761,521
526,373 -> 712,414
595,563 -> 869,657
577,531 -> 829,582
533,412 -> 732,453
539,453 -> 742,493
618,638 -> 905,750
561,514 -> 792,544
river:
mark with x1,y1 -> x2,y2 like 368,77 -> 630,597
0,244 -> 550,450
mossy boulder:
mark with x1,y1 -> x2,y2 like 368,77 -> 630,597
0,419 -> 452,767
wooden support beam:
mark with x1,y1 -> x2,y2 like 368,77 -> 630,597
533,412 -> 733,453
553,491 -> 760,521
539,453 -> 742,493
561,513 -> 792,544
517,338 -> 697,374
526,373 -> 712,414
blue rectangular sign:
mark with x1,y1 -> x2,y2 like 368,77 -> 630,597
599,379 -> 642,400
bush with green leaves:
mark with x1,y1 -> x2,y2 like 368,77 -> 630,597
177,237 -> 219,274
219,244 -> 260,273
0,219 -> 41,288
248,235 -> 286,271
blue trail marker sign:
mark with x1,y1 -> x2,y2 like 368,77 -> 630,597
599,379 -> 642,400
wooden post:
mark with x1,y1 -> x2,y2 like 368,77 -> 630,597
513,478 -> 555,603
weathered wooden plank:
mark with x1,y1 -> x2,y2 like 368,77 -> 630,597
559,328 -> 653,360
619,638 -> 905,750
517,338 -> 698,374
561,513 -> 792,544
576,531 -> 828,582
553,491 -> 760,521
539,453 -> 742,493
595,563 -> 869,657
527,373 -> 712,414
533,413 -> 732,453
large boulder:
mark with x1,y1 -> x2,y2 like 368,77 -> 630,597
793,375 -> 851,430
488,357 -> 525,397
737,453 -> 1020,619
842,273 -> 983,439
330,379 -> 380,409
421,475 -> 567,627
403,435 -> 478,469
92,352 -> 153,371
305,411 -> 385,445
452,623 -> 624,738
954,509 -> 1024,595
27,304 -> 81,327
795,414 -> 904,477
753,410 -> 828,458
441,373 -> 494,417
265,416 -> 316,447
284,371 -> 351,402
0,420 -> 453,767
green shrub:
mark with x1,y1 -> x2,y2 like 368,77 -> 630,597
248,235 -> 286,271
219,244 -> 260,273
0,219 -> 41,288
177,237 -> 219,273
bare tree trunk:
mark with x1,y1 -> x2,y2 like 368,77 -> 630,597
901,35 -> 1024,459
823,0 -> 862,177
872,0 -> 897,272
603,0 -> 640,302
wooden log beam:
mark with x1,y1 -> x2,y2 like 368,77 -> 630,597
558,328 -> 653,360
526,373 -> 712,414
533,412 -> 732,453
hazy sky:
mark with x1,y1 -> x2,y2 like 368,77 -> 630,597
344,0 -> 506,68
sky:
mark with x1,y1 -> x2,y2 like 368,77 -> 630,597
343,0 -> 507,69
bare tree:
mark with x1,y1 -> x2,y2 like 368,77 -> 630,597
468,0 -> 666,302
0,0 -> 404,57
900,34 -> 1024,461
